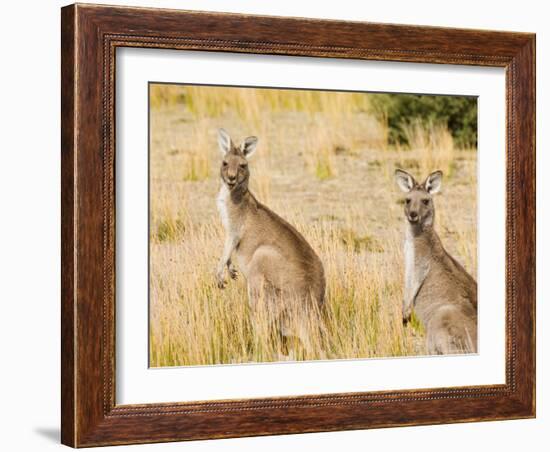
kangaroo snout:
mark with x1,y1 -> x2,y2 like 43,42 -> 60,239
407,211 -> 419,222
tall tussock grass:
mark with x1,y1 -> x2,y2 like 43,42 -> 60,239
401,120 -> 456,175
149,215 -> 418,366
149,83 -> 477,366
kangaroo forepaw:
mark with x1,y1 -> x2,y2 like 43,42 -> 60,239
216,272 -> 227,289
402,303 -> 412,325
228,265 -> 238,280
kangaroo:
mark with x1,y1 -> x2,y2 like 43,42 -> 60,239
216,129 -> 326,344
394,169 -> 477,354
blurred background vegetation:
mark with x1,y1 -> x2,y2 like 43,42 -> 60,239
369,93 -> 477,149
150,83 -> 477,151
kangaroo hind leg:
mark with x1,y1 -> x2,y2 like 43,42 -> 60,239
427,308 -> 476,355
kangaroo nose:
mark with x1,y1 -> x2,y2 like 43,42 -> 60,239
228,174 -> 236,181
409,212 -> 418,219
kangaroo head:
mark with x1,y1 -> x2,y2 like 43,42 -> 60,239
395,169 -> 442,228
218,128 -> 258,191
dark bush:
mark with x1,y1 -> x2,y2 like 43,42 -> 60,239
369,93 -> 477,149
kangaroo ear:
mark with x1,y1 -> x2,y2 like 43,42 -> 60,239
241,136 -> 258,158
424,170 -> 443,194
394,169 -> 416,193
218,128 -> 232,156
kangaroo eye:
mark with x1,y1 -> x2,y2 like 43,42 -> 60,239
405,198 -> 411,204
222,161 -> 228,167
239,163 -> 248,169
422,199 -> 430,205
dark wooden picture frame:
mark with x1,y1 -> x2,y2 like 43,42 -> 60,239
61,3 -> 535,447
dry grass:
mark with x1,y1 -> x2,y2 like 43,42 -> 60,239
149,84 -> 477,367
401,120 -> 456,176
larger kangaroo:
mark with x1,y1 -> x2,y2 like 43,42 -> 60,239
216,129 -> 325,341
394,169 -> 477,354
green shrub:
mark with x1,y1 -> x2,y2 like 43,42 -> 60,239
369,93 -> 477,149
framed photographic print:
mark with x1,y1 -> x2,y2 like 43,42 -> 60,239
61,3 -> 536,447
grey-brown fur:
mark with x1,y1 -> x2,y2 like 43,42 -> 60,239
216,129 -> 325,340
395,169 -> 477,354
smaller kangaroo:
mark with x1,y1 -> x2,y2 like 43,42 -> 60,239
216,129 -> 325,344
394,169 -> 477,354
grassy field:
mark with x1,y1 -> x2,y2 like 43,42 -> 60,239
148,84 -> 477,367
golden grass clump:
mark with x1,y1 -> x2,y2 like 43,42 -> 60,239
401,119 -> 456,176
149,84 -> 186,109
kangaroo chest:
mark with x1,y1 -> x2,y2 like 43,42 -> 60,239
404,228 -> 431,308
217,184 -> 251,255
217,186 -> 241,234
216,185 -> 231,231
217,185 -> 256,274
